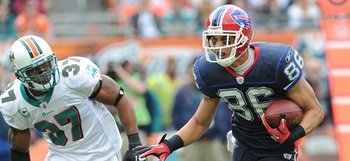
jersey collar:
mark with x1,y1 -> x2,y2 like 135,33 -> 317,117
20,83 -> 54,107
225,44 -> 260,78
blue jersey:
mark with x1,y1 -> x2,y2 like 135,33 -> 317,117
193,42 -> 304,150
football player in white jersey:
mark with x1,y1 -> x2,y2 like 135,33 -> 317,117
0,35 -> 144,161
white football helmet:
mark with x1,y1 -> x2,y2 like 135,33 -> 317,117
9,35 -> 60,92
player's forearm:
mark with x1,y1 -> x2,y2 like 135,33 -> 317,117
9,128 -> 31,152
117,98 -> 139,134
287,78 -> 325,135
119,113 -> 138,134
176,117 -> 211,146
299,106 -> 324,135
9,128 -> 31,161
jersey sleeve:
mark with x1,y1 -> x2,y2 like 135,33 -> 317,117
193,58 -> 220,98
61,56 -> 101,97
277,47 -> 304,93
0,82 -> 31,130
0,110 -> 30,130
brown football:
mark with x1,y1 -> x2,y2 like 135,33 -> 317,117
265,99 -> 303,129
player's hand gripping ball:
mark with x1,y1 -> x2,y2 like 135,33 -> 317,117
264,99 -> 303,130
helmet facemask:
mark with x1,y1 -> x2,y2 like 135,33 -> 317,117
16,54 -> 60,92
202,26 -> 249,67
203,4 -> 253,67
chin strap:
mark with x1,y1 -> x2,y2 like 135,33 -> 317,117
218,48 -> 238,67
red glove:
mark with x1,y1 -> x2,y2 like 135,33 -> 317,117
132,135 -> 172,161
261,113 -> 290,144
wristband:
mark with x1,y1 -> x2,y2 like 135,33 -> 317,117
10,148 -> 30,161
163,134 -> 184,153
284,124 -> 306,147
127,133 -> 141,149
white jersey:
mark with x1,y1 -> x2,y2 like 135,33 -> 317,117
0,56 -> 122,161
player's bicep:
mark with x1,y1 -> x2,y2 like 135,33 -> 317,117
93,75 -> 121,106
9,127 -> 31,152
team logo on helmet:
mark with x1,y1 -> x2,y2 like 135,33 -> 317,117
9,51 -> 18,69
230,9 -> 251,28
9,51 -> 15,61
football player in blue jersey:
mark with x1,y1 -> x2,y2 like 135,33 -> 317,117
132,4 -> 324,161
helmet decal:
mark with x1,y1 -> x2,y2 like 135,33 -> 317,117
230,9 -> 251,28
210,5 -> 229,27
9,51 -> 17,69
9,51 -> 15,61
18,36 -> 43,58
29,36 -> 43,54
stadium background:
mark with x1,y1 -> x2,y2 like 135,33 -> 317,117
0,0 -> 349,161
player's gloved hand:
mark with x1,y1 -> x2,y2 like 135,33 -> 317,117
261,113 -> 306,147
261,113 -> 290,144
123,150 -> 148,161
132,134 -> 170,161
123,133 -> 147,161
132,134 -> 184,161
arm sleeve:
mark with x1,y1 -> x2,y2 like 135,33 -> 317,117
0,81 -> 30,130
63,57 -> 102,97
192,59 -> 220,98
277,47 -> 304,93
0,111 -> 29,130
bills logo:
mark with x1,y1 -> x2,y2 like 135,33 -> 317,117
230,10 -> 251,28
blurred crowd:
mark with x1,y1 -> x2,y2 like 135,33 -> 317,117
0,0 -> 322,40
0,0 -> 337,161
0,0 -> 50,39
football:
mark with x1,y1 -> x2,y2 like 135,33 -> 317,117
265,99 -> 303,129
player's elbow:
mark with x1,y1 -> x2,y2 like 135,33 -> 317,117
318,107 -> 325,124
192,116 -> 211,131
313,105 -> 325,126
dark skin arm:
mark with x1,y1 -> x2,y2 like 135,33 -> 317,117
9,127 -> 31,153
92,74 -> 139,134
